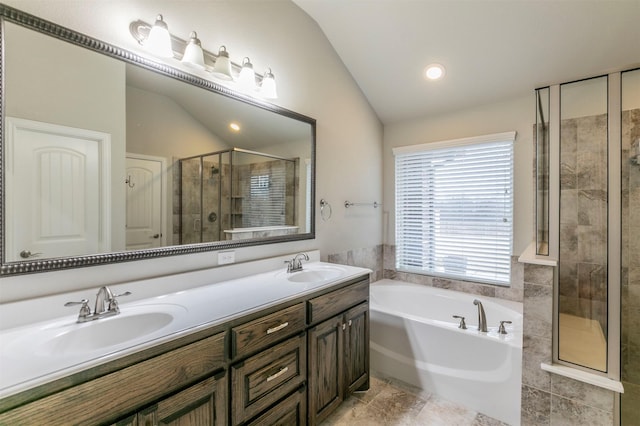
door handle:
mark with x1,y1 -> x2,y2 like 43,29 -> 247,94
151,234 -> 161,239
19,250 -> 42,259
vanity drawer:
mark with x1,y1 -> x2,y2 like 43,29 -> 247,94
231,333 -> 306,425
307,278 -> 369,324
231,302 -> 305,359
244,384 -> 306,426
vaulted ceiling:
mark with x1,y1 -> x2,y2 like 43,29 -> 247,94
293,0 -> 640,124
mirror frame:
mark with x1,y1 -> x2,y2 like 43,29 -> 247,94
0,5 -> 316,276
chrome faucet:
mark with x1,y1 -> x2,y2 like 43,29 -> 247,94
65,286 -> 131,323
473,299 -> 487,332
94,286 -> 114,315
285,252 -> 309,273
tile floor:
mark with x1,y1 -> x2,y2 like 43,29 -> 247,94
321,373 -> 510,426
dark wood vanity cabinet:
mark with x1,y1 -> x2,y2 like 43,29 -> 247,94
307,279 -> 370,425
0,274 -> 370,426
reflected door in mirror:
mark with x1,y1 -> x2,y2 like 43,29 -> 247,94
5,117 -> 112,261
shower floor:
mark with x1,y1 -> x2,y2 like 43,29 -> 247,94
559,313 -> 607,371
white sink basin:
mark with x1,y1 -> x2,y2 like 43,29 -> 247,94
5,304 -> 187,359
43,312 -> 175,355
285,265 -> 345,283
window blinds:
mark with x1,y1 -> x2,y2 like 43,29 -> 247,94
394,133 -> 514,285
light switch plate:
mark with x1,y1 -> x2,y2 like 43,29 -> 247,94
218,251 -> 235,265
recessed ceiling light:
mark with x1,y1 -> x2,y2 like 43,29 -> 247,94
424,63 -> 445,80
229,122 -> 240,132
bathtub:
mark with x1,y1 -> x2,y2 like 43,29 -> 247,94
370,279 -> 522,425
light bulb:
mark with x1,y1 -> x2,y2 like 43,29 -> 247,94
146,14 -> 173,58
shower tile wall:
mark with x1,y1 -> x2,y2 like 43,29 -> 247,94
174,159 -> 230,244
519,261 -> 616,425
621,108 -> 640,423
559,113 -> 608,333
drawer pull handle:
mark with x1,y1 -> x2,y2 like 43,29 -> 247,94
267,366 -> 289,382
267,322 -> 289,334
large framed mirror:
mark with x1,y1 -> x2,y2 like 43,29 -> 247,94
0,5 -> 316,275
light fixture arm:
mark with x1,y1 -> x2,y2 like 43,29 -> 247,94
129,19 -> 266,83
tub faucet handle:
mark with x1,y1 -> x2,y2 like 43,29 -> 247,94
453,315 -> 467,329
498,320 -> 512,335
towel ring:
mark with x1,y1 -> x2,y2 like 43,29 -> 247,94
320,199 -> 332,221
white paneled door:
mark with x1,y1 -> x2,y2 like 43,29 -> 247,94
5,117 -> 111,262
125,155 -> 165,250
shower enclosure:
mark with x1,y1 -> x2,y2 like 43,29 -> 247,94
177,148 -> 298,244
536,68 -> 640,424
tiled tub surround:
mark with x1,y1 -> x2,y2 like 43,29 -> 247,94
381,245 -> 524,303
0,251 -> 369,398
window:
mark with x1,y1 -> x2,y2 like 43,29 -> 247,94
394,132 -> 515,285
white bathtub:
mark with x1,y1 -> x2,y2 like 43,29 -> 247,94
370,279 -> 522,425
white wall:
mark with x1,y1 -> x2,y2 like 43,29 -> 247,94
383,95 -> 534,256
0,0 -> 383,302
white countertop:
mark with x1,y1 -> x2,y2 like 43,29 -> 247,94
0,258 -> 370,399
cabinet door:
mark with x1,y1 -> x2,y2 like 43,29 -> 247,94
138,372 -> 227,426
344,302 -> 369,394
308,315 -> 343,425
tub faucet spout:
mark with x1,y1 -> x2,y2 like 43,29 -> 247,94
473,299 -> 487,332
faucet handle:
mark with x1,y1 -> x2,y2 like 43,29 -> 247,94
453,315 -> 467,329
65,299 -> 91,319
498,320 -> 512,335
108,291 -> 132,312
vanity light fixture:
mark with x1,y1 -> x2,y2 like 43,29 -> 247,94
130,15 -> 277,98
181,31 -> 205,69
211,46 -> 233,80
146,14 -> 173,58
238,57 -> 256,91
424,63 -> 445,80
260,68 -> 278,99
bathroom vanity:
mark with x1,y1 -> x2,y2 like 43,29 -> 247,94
0,261 -> 370,425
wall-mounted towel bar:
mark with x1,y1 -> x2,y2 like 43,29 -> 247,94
344,201 -> 382,208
